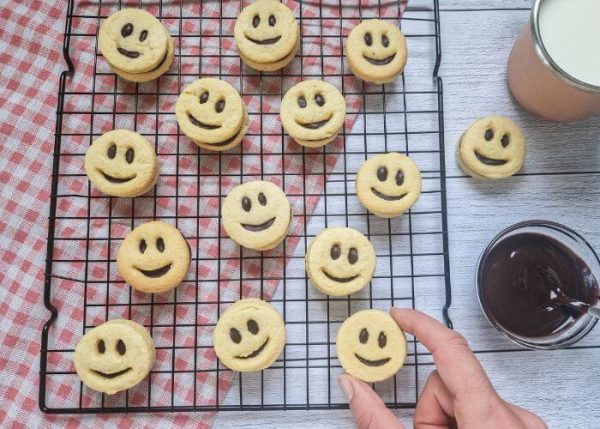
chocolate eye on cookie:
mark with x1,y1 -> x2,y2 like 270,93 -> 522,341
280,80 -> 347,148
346,19 -> 408,84
356,153 -> 422,218
336,310 -> 407,383
222,181 -> 292,251
305,227 -> 376,296
457,115 -> 526,179
117,221 -> 190,294
176,78 -> 248,151
234,0 -> 300,71
213,299 -> 286,372
74,319 -> 155,394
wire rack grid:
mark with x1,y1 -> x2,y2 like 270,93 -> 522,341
40,0 -> 451,413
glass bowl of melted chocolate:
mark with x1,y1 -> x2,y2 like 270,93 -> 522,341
477,220 -> 600,349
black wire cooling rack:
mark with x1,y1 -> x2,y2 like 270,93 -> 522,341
40,0 -> 451,413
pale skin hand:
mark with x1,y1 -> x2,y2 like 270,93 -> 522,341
337,308 -> 547,429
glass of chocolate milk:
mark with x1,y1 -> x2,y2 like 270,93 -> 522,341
477,221 -> 600,349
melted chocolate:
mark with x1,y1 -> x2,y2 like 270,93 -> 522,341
479,232 -> 599,338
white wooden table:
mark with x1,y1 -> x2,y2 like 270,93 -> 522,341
214,1 -> 600,427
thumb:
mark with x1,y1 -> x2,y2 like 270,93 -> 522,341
338,374 -> 405,429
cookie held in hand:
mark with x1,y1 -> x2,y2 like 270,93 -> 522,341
336,310 -> 407,383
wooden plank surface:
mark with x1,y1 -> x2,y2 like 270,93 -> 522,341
214,2 -> 600,427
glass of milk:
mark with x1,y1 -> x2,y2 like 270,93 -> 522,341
507,0 -> 600,122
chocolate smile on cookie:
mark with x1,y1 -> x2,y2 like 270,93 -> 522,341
355,354 -> 391,367
234,0 -> 299,71
356,153 -> 422,218
474,150 -> 509,166
91,367 -> 132,379
458,116 -> 526,179
336,310 -> 407,383
117,221 -> 190,294
176,78 -> 248,151
117,47 -> 141,59
322,269 -> 359,284
100,171 -> 136,184
306,227 -> 376,296
222,181 -> 292,251
74,319 -> 155,394
235,337 -> 270,359
214,299 -> 286,372
241,217 -> 276,232
245,34 -> 282,45
85,130 -> 159,198
280,80 -> 346,147
135,263 -> 172,278
347,19 -> 408,84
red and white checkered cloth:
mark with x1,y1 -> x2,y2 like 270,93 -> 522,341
0,1 -> 406,427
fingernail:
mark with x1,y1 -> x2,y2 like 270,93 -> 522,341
337,375 -> 354,402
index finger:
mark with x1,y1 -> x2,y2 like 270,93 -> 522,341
390,308 -> 497,401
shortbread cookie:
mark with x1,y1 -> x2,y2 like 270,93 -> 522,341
74,319 -> 155,394
234,0 -> 300,71
306,227 -> 376,296
117,221 -> 190,293
346,19 -> 408,84
356,153 -> 421,218
213,298 -> 286,372
458,116 -> 526,179
99,8 -> 172,80
336,309 -> 407,383
222,181 -> 292,251
84,129 -> 159,197
176,78 -> 248,151
280,80 -> 346,147
111,34 -> 174,83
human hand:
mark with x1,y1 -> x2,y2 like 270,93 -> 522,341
337,308 -> 547,429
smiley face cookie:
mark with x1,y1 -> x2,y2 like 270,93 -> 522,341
280,80 -> 347,147
222,181 -> 292,251
117,221 -> 190,293
346,19 -> 408,84
99,9 -> 173,81
458,116 -> 526,179
306,227 -> 376,296
84,129 -> 159,197
74,319 -> 155,394
234,0 -> 300,71
356,153 -> 421,218
176,78 -> 248,151
337,310 -> 407,383
111,35 -> 175,83
213,298 -> 286,372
